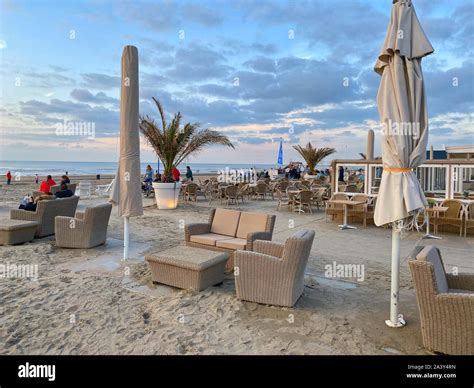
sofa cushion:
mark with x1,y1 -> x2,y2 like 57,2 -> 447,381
190,233 -> 231,247
416,246 -> 449,293
448,289 -> 474,294
210,209 -> 241,237
236,212 -> 268,239
216,238 -> 247,250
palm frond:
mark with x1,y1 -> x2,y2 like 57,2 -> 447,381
140,98 -> 234,181
293,142 -> 336,174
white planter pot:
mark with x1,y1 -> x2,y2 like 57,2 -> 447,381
152,182 -> 182,209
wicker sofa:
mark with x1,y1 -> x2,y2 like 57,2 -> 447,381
235,229 -> 315,307
10,196 -> 79,238
55,203 -> 112,248
409,245 -> 473,355
185,208 -> 276,269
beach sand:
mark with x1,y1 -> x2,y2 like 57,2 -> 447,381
0,181 -> 473,355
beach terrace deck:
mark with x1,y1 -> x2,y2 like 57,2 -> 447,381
0,189 -> 472,355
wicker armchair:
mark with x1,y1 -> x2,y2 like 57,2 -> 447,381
325,193 -> 348,222
10,196 -> 79,238
235,229 -> 315,307
408,245 -> 473,355
225,185 -> 238,205
184,183 -> 199,202
348,194 -> 369,227
255,183 -> 268,200
55,203 -> 112,248
275,189 -> 291,211
437,200 -> 463,236
294,190 -> 313,213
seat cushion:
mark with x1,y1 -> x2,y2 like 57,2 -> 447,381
236,212 -> 268,239
416,245 -> 449,293
210,209 -> 241,237
448,289 -> 474,294
216,238 -> 247,250
190,233 -> 231,247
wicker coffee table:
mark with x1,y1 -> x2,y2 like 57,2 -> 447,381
0,219 -> 39,245
145,246 -> 229,291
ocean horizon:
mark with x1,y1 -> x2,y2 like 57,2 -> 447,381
0,160 -> 299,176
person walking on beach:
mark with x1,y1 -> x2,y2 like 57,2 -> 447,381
35,174 -> 39,184
144,165 -> 153,183
185,166 -> 193,181
6,170 -> 11,185
39,175 -> 56,193
172,166 -> 181,182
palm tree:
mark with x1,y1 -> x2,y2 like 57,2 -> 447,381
140,98 -> 234,182
293,142 -> 336,175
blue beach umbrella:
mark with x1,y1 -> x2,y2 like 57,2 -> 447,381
277,138 -> 283,165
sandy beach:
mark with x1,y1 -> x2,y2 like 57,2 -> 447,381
1,179 -> 472,355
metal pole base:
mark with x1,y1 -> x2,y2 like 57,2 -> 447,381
385,314 -> 406,328
422,234 -> 442,240
339,224 -> 356,230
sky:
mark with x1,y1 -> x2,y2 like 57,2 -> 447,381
0,0 -> 473,165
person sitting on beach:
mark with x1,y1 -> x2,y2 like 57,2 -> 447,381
19,192 -> 55,212
185,166 -> 193,182
39,175 -> 56,193
61,175 -> 70,184
153,172 -> 162,182
172,166 -> 181,182
55,183 -> 73,198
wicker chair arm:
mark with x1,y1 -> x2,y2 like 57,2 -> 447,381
184,223 -> 211,241
10,209 -> 38,221
246,231 -> 272,251
252,240 -> 285,258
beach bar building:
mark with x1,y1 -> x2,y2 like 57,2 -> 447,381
330,132 -> 474,200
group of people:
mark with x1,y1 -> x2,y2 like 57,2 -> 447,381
143,164 -> 193,185
19,174 -> 74,212
338,166 -> 365,183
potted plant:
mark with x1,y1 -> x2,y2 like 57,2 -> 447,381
293,142 -> 336,180
140,98 -> 234,209
427,198 -> 437,208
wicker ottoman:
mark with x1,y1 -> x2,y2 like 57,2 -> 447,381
0,219 -> 39,245
145,246 -> 229,291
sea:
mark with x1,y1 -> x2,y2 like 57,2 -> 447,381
0,161 -> 281,176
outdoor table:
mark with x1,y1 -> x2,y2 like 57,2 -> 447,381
423,206 -> 448,239
327,199 -> 366,230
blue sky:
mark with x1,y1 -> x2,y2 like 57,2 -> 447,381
0,0 -> 472,164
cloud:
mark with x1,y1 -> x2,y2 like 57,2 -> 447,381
181,4 -> 223,26
18,98 -> 119,136
70,89 -> 118,105
119,1 -> 223,31
81,73 -> 121,90
0,39 -> 6,49
165,42 -> 234,81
